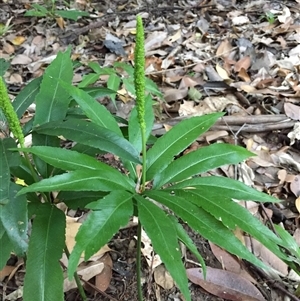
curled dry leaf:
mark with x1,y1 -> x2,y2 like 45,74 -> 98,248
187,267 -> 265,301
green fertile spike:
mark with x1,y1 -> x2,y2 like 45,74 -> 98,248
0,77 -> 24,147
134,16 -> 146,133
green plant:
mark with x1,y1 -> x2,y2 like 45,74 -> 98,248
1,16 -> 300,301
260,11 -> 276,24
0,18 -> 13,36
24,0 -> 89,21
78,61 -> 163,106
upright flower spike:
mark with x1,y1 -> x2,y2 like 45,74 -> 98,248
0,77 -> 25,147
134,15 -> 146,133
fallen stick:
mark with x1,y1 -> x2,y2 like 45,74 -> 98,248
152,115 -> 296,135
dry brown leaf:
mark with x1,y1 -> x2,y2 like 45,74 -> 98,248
163,88 -> 188,103
277,169 -> 287,185
154,265 -> 174,290
209,242 -> 256,283
64,262 -> 105,292
3,42 -> 15,54
95,253 -> 113,292
187,267 -> 265,301
234,56 -> 251,72
216,64 -> 230,80
56,17 -> 65,29
295,197 -> 300,213
11,54 -> 32,65
144,31 -> 168,52
0,265 -> 15,281
11,36 -> 26,46
245,237 -> 288,277
238,68 -> 251,82
284,102 -> 300,120
290,175 -> 300,197
216,39 -> 233,58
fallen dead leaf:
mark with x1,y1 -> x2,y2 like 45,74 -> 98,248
209,242 -> 256,283
94,253 -> 113,292
244,237 -> 288,277
154,264 -> 174,290
187,267 -> 265,301
290,175 -> 300,197
11,54 -> 32,65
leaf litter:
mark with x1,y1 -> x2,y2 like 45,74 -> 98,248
2,0 -> 300,300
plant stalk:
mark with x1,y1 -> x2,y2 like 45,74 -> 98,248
136,221 -> 143,301
64,246 -> 88,301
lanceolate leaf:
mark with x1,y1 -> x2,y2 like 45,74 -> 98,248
12,77 -> 42,119
68,191 -> 133,278
153,143 -> 253,188
23,204 -> 65,301
35,119 -> 141,164
146,113 -> 223,180
169,215 -> 206,278
0,230 -> 13,270
135,194 -> 191,301
167,176 -> 279,202
18,169 -> 135,195
0,183 -> 28,256
59,81 -> 122,136
0,139 -> 10,205
174,190 -> 288,261
107,73 -> 121,104
20,146 -> 131,176
144,190 -> 267,270
32,133 -> 60,178
34,49 -> 73,126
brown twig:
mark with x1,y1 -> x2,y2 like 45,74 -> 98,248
153,115 -> 295,135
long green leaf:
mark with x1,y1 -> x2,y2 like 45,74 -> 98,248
173,189 -> 288,261
81,86 -> 116,99
18,169 -> 135,195
153,143 -> 253,188
107,73 -> 120,104
12,77 -> 42,118
35,119 -> 141,163
32,49 -> 72,177
32,133 -> 60,178
146,113 -> 223,180
0,230 -> 13,270
144,190 -> 268,270
59,81 -> 122,136
58,191 -> 108,209
21,146 -> 129,175
0,139 -> 10,205
0,183 -> 28,256
136,194 -> 191,301
34,49 -> 73,126
21,146 -> 135,189
23,204 -> 65,301
68,190 -> 133,277
167,176 -> 279,202
169,215 -> 206,277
